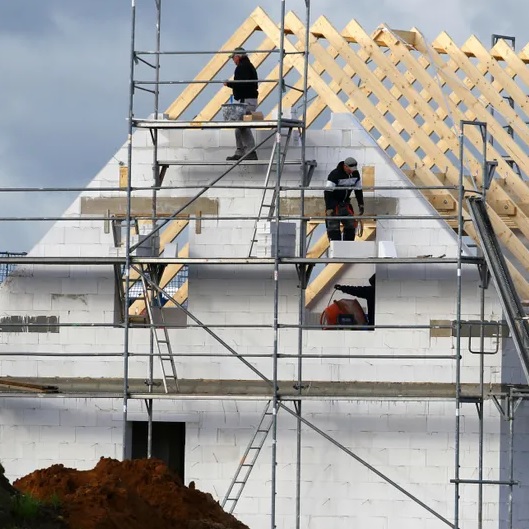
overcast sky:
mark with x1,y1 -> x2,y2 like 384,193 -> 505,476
0,0 -> 525,252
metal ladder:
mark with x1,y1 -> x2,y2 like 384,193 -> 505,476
248,128 -> 293,257
140,273 -> 180,393
221,400 -> 274,513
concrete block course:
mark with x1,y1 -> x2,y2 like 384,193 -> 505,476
0,119 -> 521,529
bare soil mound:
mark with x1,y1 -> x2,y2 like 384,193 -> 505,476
14,458 -> 249,529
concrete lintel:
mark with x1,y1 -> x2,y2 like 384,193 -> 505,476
81,197 -> 218,218
279,196 -> 398,217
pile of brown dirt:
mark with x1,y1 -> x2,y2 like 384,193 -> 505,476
14,458 -> 249,529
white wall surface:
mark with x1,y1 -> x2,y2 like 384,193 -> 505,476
0,114 -> 524,529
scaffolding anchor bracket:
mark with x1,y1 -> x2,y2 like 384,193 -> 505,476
296,263 -> 315,289
478,261 -> 491,290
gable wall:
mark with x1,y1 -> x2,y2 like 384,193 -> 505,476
0,117 -> 523,529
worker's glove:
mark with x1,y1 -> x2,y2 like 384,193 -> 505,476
359,205 -> 365,215
325,209 -> 333,216
334,284 -> 343,291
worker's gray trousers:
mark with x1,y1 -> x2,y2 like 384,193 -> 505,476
235,98 -> 257,155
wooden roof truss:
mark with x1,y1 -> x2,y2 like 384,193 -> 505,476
153,8 -> 529,309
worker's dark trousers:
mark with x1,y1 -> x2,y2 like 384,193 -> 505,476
326,203 -> 356,241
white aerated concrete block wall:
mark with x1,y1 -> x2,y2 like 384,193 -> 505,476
0,397 -> 123,481
0,116 -> 525,529
253,221 -> 297,257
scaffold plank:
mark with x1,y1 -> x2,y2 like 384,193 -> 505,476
0,377 -> 520,400
133,119 -> 303,130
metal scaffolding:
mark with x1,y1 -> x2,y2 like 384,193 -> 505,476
0,4 -> 528,529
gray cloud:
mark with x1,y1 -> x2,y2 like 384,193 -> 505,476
0,1 -> 526,252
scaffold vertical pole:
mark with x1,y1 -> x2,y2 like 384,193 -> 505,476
295,3 -> 311,529
271,1 -> 287,528
122,0 -> 138,460
477,122 -> 488,529
146,0 -> 164,462
454,122 -> 465,529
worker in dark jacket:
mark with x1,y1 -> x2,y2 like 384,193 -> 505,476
335,273 -> 376,327
224,47 -> 259,161
324,157 -> 364,241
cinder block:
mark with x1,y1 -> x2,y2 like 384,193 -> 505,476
378,240 -> 397,258
75,426 -> 114,444
329,241 -> 376,258
160,129 -> 183,147
60,409 -> 97,427
183,130 -> 220,149
329,112 -> 360,130
41,425 -> 76,443
92,443 -> 120,459
23,409 -> 60,426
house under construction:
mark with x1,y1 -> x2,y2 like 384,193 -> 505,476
1,3 -> 529,529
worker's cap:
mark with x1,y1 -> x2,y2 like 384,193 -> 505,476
230,47 -> 247,58
344,157 -> 358,168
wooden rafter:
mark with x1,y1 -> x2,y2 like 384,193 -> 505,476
194,37 -> 278,122
338,23 -> 529,244
161,10 -> 529,298
430,34 -> 529,188
129,243 -> 190,316
128,219 -> 189,283
165,12 -> 260,119
490,39 -> 529,91
372,26 -> 529,235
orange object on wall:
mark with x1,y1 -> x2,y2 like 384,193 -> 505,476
320,298 -> 367,329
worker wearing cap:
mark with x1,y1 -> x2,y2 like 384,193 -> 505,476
324,157 -> 365,241
224,47 -> 259,161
